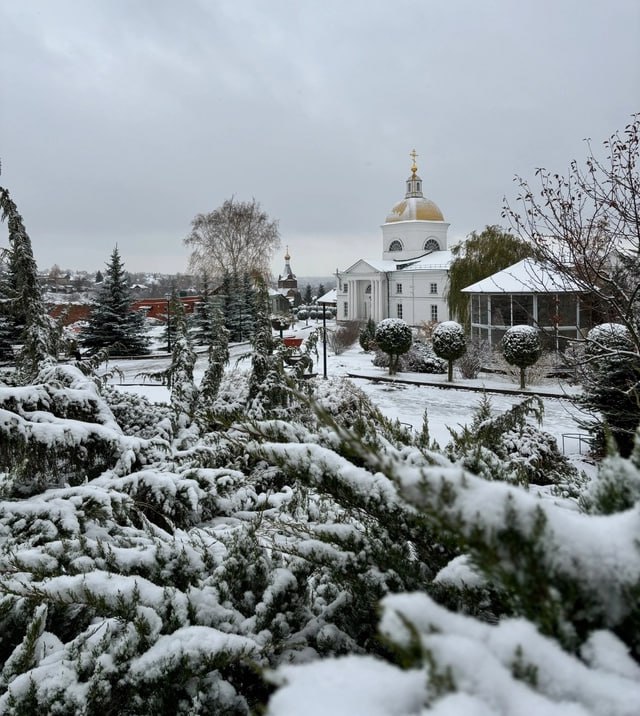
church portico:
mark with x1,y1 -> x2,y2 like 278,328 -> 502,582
339,261 -> 391,322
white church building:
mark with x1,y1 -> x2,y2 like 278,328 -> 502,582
337,152 -> 453,326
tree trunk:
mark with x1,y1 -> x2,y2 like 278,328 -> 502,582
520,366 -> 526,390
448,359 -> 454,382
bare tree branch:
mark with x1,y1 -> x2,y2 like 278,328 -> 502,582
184,197 -> 280,280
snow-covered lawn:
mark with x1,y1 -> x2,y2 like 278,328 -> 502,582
109,329 -> 590,465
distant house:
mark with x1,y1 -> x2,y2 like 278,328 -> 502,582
269,289 -> 292,315
132,296 -> 202,320
48,296 -> 202,326
48,304 -> 92,326
461,258 -> 590,351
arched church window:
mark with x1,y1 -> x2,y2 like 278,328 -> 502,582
365,284 -> 372,294
389,240 -> 403,252
423,238 -> 440,252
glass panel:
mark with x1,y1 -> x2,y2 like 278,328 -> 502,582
536,294 -> 555,326
491,328 -> 506,346
471,296 -> 478,324
539,327 -> 556,352
490,296 -> 511,326
512,295 -> 534,325
556,294 -> 576,326
479,295 -> 488,324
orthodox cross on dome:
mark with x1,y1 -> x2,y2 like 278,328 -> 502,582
406,149 -> 423,198
278,246 -> 297,290
281,246 -> 295,279
410,148 -> 419,175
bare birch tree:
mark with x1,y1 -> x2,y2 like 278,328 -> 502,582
184,197 -> 280,280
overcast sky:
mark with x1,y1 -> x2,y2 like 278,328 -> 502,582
1,0 -> 638,280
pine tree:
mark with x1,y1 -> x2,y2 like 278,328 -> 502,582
579,323 -> 640,457
197,302 -> 230,429
190,273 -> 215,346
224,272 -> 244,342
240,272 -> 257,341
0,186 -> 57,379
359,317 -> 377,352
167,291 -> 198,442
81,247 -> 148,356
248,281 -> 289,415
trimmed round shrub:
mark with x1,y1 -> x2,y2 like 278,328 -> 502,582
432,321 -> 466,382
374,318 -> 413,375
372,341 -> 447,374
501,325 -> 542,389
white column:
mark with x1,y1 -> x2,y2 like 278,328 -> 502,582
371,278 -> 378,321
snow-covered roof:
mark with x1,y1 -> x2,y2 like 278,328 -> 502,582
341,258 -> 398,274
461,258 -> 583,294
317,288 -> 337,305
341,252 -> 452,275
398,250 -> 452,271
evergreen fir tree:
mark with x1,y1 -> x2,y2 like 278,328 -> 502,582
225,272 -> 244,342
579,323 -> 640,457
359,317 -> 377,352
0,186 -> 57,379
81,247 -> 149,356
190,273 -> 216,346
197,301 -> 230,430
240,272 -> 257,342
248,281 -> 289,414
167,291 -> 198,442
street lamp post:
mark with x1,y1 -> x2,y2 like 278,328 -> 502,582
322,303 -> 327,379
166,296 -> 172,353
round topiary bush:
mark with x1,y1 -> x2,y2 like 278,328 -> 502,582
432,321 -> 466,382
501,325 -> 542,389
374,318 -> 413,375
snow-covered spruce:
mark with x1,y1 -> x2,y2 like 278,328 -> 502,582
374,318 -> 412,376
2,328 -> 640,712
501,324 -> 542,389
581,323 -> 640,457
81,246 -> 149,357
432,320 -> 466,382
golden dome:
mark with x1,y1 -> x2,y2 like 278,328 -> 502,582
386,150 -> 445,223
386,197 -> 444,223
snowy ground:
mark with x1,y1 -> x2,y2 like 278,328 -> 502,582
107,321 -> 592,468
